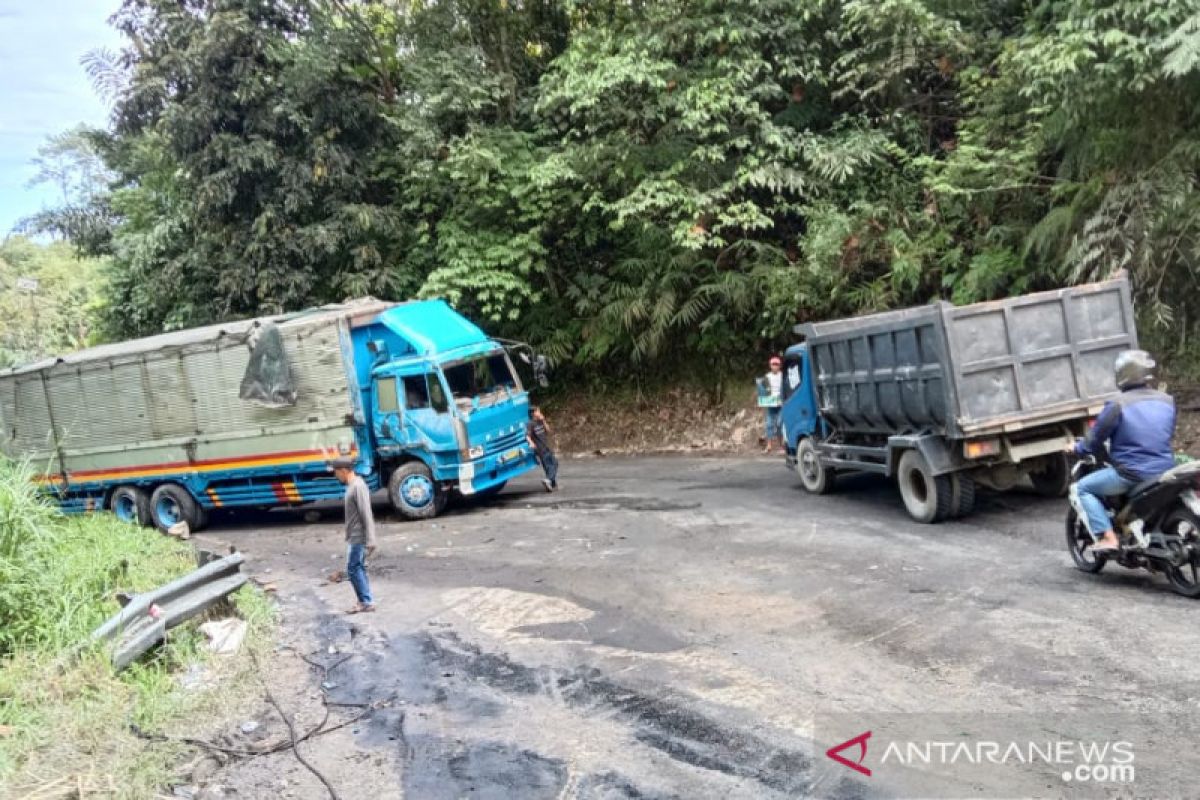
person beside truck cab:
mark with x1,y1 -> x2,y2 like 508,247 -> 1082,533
759,356 -> 784,454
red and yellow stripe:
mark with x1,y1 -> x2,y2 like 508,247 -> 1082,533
35,445 -> 357,486
271,481 -> 303,504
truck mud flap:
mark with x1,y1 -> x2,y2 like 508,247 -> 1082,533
887,434 -> 963,477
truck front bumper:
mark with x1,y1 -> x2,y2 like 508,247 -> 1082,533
455,444 -> 538,494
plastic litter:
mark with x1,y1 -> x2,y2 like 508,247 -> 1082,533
199,618 -> 248,655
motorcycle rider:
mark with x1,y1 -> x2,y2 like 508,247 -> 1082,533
1070,350 -> 1176,552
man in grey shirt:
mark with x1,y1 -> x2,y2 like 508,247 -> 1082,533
332,457 -> 377,613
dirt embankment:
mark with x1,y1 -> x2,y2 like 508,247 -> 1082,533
545,387 -> 1200,458
544,389 -> 767,456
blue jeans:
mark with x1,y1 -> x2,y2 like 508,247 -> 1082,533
537,447 -> 559,485
764,407 -> 782,439
346,543 -> 373,605
1075,466 -> 1134,537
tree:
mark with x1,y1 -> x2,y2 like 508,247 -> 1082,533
0,238 -> 107,368
17,126 -> 119,253
30,0 -> 1200,379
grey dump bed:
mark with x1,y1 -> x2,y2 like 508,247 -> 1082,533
795,275 -> 1136,439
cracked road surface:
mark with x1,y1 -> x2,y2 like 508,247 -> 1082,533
197,457 -> 1200,799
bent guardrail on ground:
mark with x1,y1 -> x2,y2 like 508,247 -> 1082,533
90,552 -> 247,671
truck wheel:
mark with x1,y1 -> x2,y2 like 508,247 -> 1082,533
388,462 -> 445,520
949,473 -> 976,519
110,486 -> 151,527
796,438 -> 836,495
897,450 -> 953,523
1030,453 -> 1071,498
149,484 -> 203,533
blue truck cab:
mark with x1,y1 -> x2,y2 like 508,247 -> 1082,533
348,300 -> 537,519
779,343 -> 820,451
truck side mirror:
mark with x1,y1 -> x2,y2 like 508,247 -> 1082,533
534,354 -> 549,388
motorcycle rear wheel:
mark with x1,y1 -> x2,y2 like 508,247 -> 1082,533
1162,507 -> 1200,598
1066,508 -> 1107,573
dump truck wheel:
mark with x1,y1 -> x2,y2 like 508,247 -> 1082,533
389,462 -> 444,520
110,486 -> 151,527
897,450 -> 953,523
796,438 -> 835,495
949,473 -> 976,518
149,484 -> 203,533
1030,453 -> 1071,498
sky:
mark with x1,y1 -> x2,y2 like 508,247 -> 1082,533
0,1 -> 122,234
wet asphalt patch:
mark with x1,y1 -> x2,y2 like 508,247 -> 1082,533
308,613 -> 855,798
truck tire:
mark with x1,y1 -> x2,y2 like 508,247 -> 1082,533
796,437 -> 836,495
149,484 -> 204,533
897,450 -> 954,524
110,485 -> 151,527
949,473 -> 976,519
388,462 -> 446,520
1030,453 -> 1071,498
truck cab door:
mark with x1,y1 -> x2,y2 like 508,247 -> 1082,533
395,368 -> 455,452
372,374 -> 404,451
781,347 -> 818,450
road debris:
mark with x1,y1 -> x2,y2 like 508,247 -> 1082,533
200,618 -> 249,655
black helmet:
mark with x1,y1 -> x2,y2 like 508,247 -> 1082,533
1114,349 -> 1155,390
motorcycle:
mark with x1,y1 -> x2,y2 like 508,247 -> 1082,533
1066,455 -> 1200,597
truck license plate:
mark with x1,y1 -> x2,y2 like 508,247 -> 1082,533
501,448 -> 522,463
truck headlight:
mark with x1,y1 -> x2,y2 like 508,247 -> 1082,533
468,446 -> 484,459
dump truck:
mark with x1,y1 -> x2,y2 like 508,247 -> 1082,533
0,298 -> 539,530
780,275 -> 1138,522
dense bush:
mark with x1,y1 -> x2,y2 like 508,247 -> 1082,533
0,459 -> 275,795
0,460 -> 194,655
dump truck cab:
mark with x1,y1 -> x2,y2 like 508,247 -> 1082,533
780,342 -> 820,448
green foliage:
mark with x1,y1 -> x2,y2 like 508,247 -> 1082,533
0,238 -> 108,369
33,0 -> 1200,377
0,458 -> 277,794
0,461 -> 193,655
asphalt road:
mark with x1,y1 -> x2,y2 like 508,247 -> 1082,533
194,456 -> 1200,800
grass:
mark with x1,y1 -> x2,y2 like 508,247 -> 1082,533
0,461 -> 277,798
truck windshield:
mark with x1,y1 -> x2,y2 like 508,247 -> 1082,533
441,352 -> 520,410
